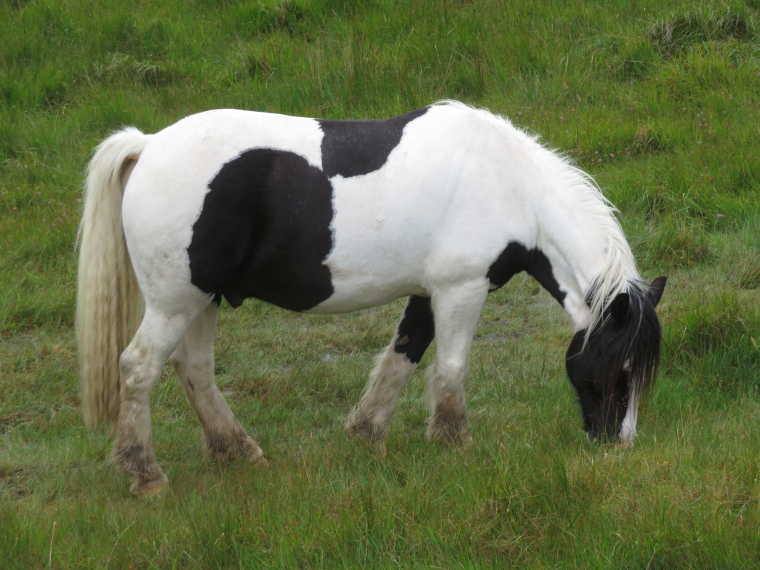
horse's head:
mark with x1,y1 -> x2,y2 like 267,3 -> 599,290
565,276 -> 667,445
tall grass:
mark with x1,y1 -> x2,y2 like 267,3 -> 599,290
1,0 -> 759,567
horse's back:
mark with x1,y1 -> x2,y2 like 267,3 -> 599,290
121,105 -> 537,313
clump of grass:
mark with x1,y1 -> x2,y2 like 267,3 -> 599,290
91,53 -> 185,88
639,217 -> 712,268
649,6 -> 755,57
716,214 -> 760,289
630,124 -> 669,155
571,123 -> 672,169
616,39 -> 661,81
225,0 -> 309,38
666,292 -> 760,393
735,260 -> 760,289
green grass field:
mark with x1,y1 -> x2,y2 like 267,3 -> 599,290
1,0 -> 759,567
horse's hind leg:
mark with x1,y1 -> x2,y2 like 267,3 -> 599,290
169,302 -> 263,463
346,295 -> 435,446
427,280 -> 489,444
113,306 -> 198,496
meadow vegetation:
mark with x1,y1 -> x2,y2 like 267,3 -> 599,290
1,0 -> 759,567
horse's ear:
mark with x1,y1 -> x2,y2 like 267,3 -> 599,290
609,292 -> 630,323
648,276 -> 667,307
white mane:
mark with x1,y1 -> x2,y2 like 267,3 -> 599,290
434,100 -> 642,338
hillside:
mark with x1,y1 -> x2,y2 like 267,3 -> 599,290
1,0 -> 759,567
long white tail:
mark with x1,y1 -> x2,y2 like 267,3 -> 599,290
77,127 -> 149,431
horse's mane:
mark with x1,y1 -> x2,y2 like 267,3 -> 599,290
434,100 -> 642,343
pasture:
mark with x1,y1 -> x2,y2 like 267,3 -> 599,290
1,0 -> 759,567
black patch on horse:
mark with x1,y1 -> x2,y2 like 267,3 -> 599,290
565,279 -> 664,439
188,149 -> 334,312
394,295 -> 435,364
486,241 -> 566,304
318,107 -> 429,178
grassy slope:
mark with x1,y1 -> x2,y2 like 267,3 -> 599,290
1,0 -> 759,567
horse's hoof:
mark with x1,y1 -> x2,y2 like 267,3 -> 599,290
427,425 -> 472,447
130,473 -> 168,498
251,455 -> 270,468
348,428 -> 387,455
345,416 -> 388,449
246,439 -> 267,465
132,483 -> 166,499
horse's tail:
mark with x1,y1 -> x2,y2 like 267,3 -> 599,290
77,127 -> 149,432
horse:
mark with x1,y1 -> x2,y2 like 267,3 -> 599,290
77,101 -> 667,496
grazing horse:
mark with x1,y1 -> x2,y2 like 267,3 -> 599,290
77,101 -> 666,496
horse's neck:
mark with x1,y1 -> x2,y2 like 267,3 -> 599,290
535,193 -> 632,332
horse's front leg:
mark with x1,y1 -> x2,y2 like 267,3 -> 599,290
426,279 -> 489,444
169,302 -> 263,463
346,295 -> 435,447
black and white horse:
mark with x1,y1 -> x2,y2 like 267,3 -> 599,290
77,101 -> 666,496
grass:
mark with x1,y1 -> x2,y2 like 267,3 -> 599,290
1,0 -> 759,567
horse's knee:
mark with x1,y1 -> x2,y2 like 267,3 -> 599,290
431,355 -> 469,382
118,339 -> 154,376
119,366 -> 154,401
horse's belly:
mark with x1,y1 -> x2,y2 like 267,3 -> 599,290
307,276 -> 428,314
